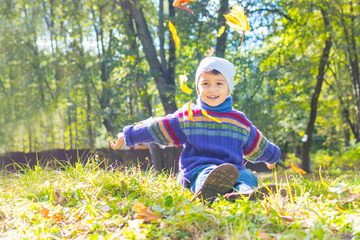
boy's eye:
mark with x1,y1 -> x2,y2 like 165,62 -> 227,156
217,82 -> 223,85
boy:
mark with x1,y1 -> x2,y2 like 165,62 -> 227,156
111,57 -> 280,201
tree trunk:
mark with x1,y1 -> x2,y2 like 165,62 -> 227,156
85,83 -> 94,149
301,9 -> 332,172
121,0 -> 180,172
126,0 -> 177,114
215,0 -> 228,58
58,110 -> 66,150
119,0 -> 165,171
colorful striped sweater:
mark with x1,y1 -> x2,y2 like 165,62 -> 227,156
123,101 -> 280,186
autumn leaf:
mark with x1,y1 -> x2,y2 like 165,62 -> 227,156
55,189 -> 64,206
201,110 -> 222,123
179,73 -> 192,94
173,0 -> 195,14
290,164 -> 307,175
216,26 -> 225,37
40,205 -> 62,222
224,4 -> 250,49
224,4 -> 250,32
188,100 -> 195,122
204,47 -> 215,57
169,21 -> 180,48
133,202 -> 160,222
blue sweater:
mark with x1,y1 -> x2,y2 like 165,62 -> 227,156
123,96 -> 281,186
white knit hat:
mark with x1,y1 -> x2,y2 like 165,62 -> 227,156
195,57 -> 236,92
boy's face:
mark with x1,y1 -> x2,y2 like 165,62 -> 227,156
197,71 -> 229,107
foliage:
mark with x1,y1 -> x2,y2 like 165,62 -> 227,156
0,0 -> 360,176
312,143 -> 360,172
0,162 -> 360,239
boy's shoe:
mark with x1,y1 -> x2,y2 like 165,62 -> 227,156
225,184 -> 287,201
193,163 -> 239,202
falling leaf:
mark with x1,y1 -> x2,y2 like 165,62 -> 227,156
224,4 -> 250,32
179,73 -> 193,94
216,26 -> 225,37
133,202 -> 160,222
290,164 -> 307,175
201,110 -> 222,123
187,100 -> 195,122
173,0 -> 195,14
169,21 -> 180,48
224,4 -> 250,49
204,47 -> 215,57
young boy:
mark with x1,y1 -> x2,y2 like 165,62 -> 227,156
111,57 -> 280,201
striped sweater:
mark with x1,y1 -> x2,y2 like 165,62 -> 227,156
123,101 -> 280,185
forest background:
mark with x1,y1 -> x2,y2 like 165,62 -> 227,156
0,0 -> 359,173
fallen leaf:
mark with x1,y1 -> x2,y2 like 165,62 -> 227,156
169,21 -> 180,48
133,203 -> 160,222
340,193 -> 360,205
280,215 -> 294,222
55,190 -> 64,206
40,205 -> 62,222
257,230 -> 269,240
290,164 -> 307,174
216,26 -> 225,37
201,110 -> 222,123
179,73 -> 193,94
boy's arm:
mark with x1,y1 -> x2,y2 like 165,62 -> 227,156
112,113 -> 187,148
243,125 -> 281,168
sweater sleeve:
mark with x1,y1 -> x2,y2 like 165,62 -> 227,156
242,124 -> 281,164
122,112 -> 187,147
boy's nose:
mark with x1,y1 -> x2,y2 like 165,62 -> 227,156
209,85 -> 217,92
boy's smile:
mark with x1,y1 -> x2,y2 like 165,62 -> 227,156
197,71 -> 230,107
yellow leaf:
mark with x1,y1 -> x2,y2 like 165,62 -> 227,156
133,203 -> 161,222
201,110 -> 222,123
179,73 -> 193,94
169,21 -> 180,48
290,164 -> 307,174
188,100 -> 195,122
216,26 -> 225,37
224,4 -> 250,32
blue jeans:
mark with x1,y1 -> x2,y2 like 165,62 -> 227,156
189,164 -> 258,193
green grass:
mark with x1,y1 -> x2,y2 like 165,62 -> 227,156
0,161 -> 359,239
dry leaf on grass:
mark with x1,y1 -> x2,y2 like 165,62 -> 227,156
55,189 -> 64,206
40,205 -> 62,222
133,202 -> 161,222
340,193 -> 360,205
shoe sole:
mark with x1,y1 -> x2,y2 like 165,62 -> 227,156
226,184 -> 287,200
194,163 -> 239,201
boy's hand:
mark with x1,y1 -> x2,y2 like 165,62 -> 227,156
110,133 -> 125,150
265,162 -> 276,169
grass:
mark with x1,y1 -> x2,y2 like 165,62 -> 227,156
0,160 -> 359,239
